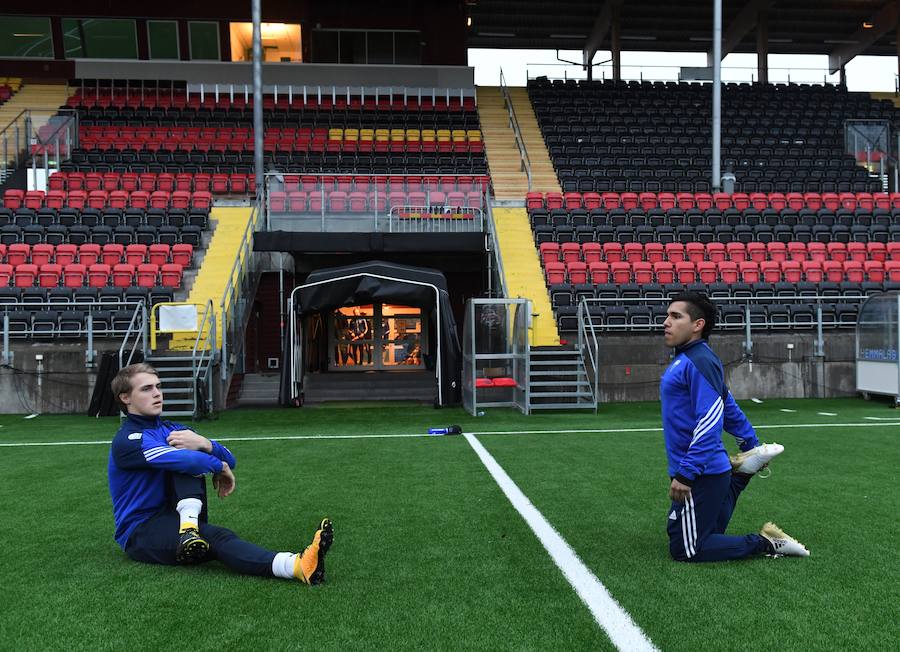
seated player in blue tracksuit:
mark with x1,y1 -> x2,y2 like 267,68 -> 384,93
108,362 -> 334,583
661,292 -> 809,562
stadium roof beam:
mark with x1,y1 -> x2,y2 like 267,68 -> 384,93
709,0 -> 770,64
828,1 -> 900,74
584,0 -> 623,81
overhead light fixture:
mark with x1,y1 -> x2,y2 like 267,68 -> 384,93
622,35 -> 657,41
549,33 -> 587,39
477,31 -> 515,37
769,38 -> 792,43
467,16 -> 472,27
824,39 -> 858,44
863,22 -> 874,29
688,36 -> 712,42
13,33 -> 44,37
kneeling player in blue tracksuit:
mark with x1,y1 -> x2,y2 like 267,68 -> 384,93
660,292 -> 809,562
108,363 -> 334,583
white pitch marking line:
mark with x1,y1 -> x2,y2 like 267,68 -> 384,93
462,432 -> 657,652
779,409 -> 797,413
818,412 -> 838,416
2,421 -> 900,448
863,416 -> 900,421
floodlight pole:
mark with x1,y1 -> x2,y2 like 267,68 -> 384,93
252,0 -> 264,196
712,0 -> 722,192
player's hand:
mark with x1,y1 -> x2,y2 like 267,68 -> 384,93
167,429 -> 212,453
669,478 -> 692,503
213,462 -> 236,498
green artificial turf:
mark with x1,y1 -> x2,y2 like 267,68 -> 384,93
0,397 -> 897,650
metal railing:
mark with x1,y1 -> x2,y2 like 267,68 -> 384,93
183,83 -> 476,107
193,299 -> 216,418
483,198 -> 508,298
220,197 -> 264,381
525,63 -> 843,86
1,107 -> 78,185
575,301 -> 601,410
117,302 -> 149,369
265,173 -> 489,234
0,299 -> 144,367
571,293 -> 869,359
500,68 -> 532,191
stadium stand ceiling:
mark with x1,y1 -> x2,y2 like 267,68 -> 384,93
466,0 -> 900,67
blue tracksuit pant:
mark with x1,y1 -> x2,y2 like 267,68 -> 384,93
125,473 -> 276,576
667,471 -> 770,562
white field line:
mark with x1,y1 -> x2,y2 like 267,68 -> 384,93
463,432 -> 658,652
1,420 -> 900,448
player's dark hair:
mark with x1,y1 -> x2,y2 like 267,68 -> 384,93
671,291 -> 716,339
111,363 -> 159,409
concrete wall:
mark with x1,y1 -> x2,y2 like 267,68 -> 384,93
0,343 -> 114,414
593,332 -> 858,403
0,332 -> 862,413
73,60 -> 474,89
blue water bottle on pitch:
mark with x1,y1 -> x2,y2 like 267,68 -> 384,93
428,425 -> 462,435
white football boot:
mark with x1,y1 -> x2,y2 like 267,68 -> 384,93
730,442 -> 785,476
760,522 -> 810,557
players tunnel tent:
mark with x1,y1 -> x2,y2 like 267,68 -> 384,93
279,260 -> 462,406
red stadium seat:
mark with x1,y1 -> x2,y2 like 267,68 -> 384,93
567,261 -> 587,284
171,244 -> 193,267
102,243 -> 124,266
582,243 -> 602,264
801,260 -> 824,283
588,261 -> 609,284
62,263 -> 86,288
7,243 -> 30,266
610,262 -> 632,284
37,263 -> 62,288
160,263 -> 183,287
136,263 -> 159,288
653,261 -> 675,284
31,244 -> 54,267
13,263 -> 37,287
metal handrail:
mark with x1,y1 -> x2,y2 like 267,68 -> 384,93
575,300 -> 601,412
117,303 -> 148,369
192,299 -> 216,418
220,195 -> 263,380
500,68 -> 532,191
483,198 -> 508,298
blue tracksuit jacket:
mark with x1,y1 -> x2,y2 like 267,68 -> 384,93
108,413 -> 236,549
660,339 -> 759,486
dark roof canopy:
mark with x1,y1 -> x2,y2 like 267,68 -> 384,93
467,0 -> 900,60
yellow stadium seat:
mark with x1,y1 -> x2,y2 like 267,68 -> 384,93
359,129 -> 375,141
344,128 -> 359,141
467,129 -> 482,141
436,129 -> 451,142
374,129 -> 390,141
451,129 -> 467,143
405,129 -> 421,141
328,128 -> 343,141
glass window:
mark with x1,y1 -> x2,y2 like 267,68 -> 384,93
62,18 -> 138,59
366,31 -> 393,65
148,20 -> 179,60
189,21 -> 220,60
340,31 -> 366,64
394,31 -> 421,65
0,15 -> 53,58
312,30 -> 339,64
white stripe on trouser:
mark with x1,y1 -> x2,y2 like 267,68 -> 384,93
681,508 -> 693,558
681,496 -> 698,558
688,495 -> 698,556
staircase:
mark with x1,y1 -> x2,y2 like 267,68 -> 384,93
235,373 -> 280,407
476,86 -> 560,200
146,353 -> 203,418
169,206 -> 254,351
528,347 -> 595,411
491,206 -> 559,346
0,81 -> 71,180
